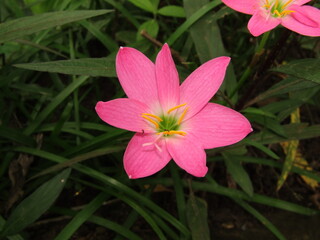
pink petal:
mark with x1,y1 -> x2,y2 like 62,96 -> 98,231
124,133 -> 171,179
95,98 -> 151,133
116,47 -> 159,104
281,5 -> 320,37
155,44 -> 180,112
179,57 -> 230,121
294,0 -> 311,5
221,0 -> 257,15
166,135 -> 208,177
185,103 -> 252,149
248,12 -> 281,37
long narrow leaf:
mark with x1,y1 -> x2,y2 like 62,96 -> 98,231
0,10 -> 113,43
14,58 -> 116,77
0,169 -> 71,237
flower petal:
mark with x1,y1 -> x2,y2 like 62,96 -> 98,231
248,12 -> 281,37
124,133 -> 171,179
221,0 -> 257,15
116,47 -> 158,104
281,5 -> 320,37
180,56 -> 230,120
96,98 -> 151,133
294,0 -> 311,5
155,43 -> 180,112
166,135 -> 208,177
185,103 -> 252,149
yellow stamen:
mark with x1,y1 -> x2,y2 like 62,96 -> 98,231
281,10 -> 295,16
275,0 -> 279,9
157,130 -> 187,136
274,9 -> 281,17
282,0 -> 294,10
263,0 -> 270,8
178,107 -> 189,125
142,115 -> 159,128
141,113 -> 163,122
169,130 -> 187,136
167,103 -> 187,114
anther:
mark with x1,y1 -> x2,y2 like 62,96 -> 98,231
157,130 -> 187,136
142,113 -> 163,122
178,107 -> 189,125
141,115 -> 159,128
167,103 -> 187,114
281,10 -> 295,16
282,0 -> 294,10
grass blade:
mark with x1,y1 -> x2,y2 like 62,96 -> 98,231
0,10 -> 113,43
0,169 -> 71,237
14,58 -> 116,77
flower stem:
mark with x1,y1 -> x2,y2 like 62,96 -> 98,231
229,31 -> 271,99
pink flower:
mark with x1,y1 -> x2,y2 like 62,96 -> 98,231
222,0 -> 320,37
95,44 -> 252,179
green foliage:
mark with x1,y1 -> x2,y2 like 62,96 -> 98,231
0,169 -> 71,237
186,195 -> 210,240
0,10 -> 113,43
1,0 -> 320,239
15,58 -> 116,77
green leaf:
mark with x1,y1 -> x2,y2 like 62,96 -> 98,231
127,0 -> 155,13
158,6 -> 186,18
23,76 -> 88,135
79,20 -> 118,52
12,147 -> 191,237
184,0 -> 227,62
242,107 -> 277,119
0,126 -> 35,147
249,123 -> 320,145
244,77 -> 318,108
186,195 -> 210,240
1,169 -> 71,237
234,199 -> 286,240
0,10 -> 113,43
54,192 -> 109,240
243,139 -> 280,160
223,153 -> 254,197
183,0 -> 236,96
52,207 -> 143,240
137,19 -> 159,41
246,113 -> 287,138
14,58 -> 116,77
166,1 -> 222,45
272,59 -> 320,84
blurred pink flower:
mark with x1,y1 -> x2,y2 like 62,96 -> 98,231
95,44 -> 252,179
222,0 -> 320,36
